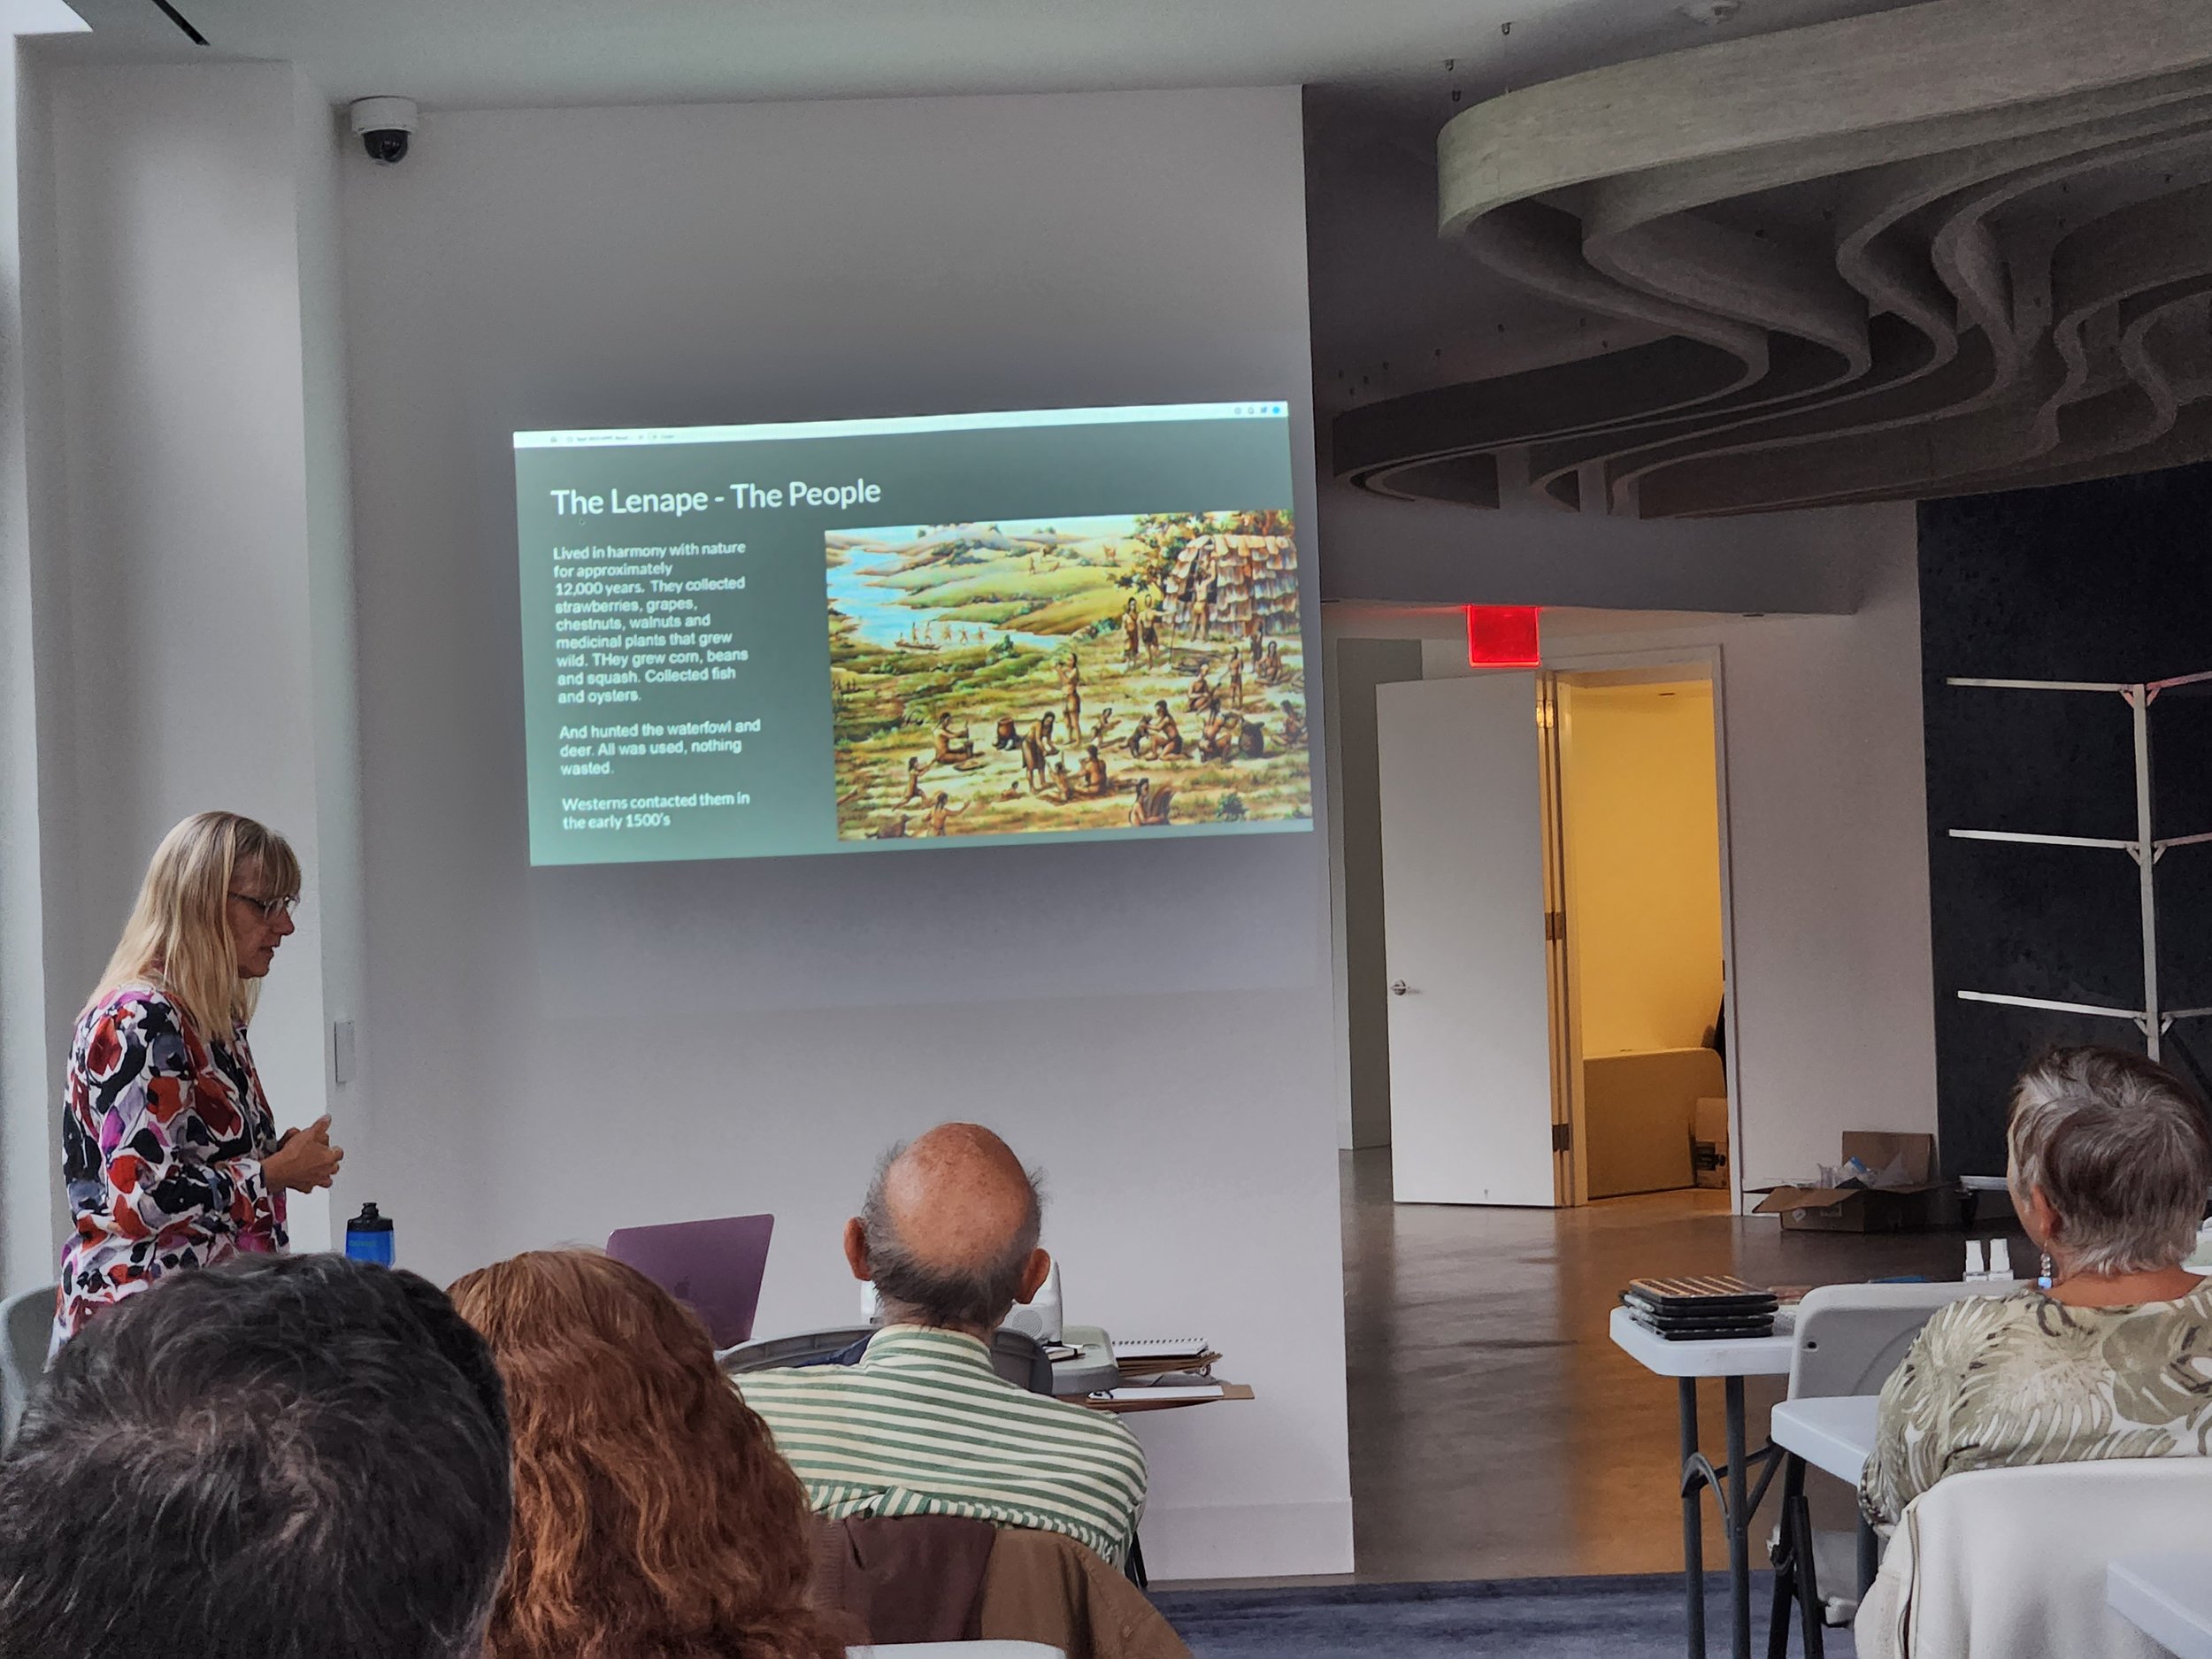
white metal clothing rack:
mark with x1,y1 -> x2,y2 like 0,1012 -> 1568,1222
1947,670 -> 2212,1062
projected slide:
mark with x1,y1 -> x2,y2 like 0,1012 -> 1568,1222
515,403 -> 1309,866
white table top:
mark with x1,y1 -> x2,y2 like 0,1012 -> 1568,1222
2109,1553 -> 2212,1659
1770,1394 -> 1881,1485
1608,1304 -> 1794,1379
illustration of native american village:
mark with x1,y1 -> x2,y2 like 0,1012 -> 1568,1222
826,511 -> 1308,841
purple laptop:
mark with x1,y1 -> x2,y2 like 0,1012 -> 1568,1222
604,1213 -> 774,1348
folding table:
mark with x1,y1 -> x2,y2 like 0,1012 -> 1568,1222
1609,1305 -> 1794,1659
1767,1394 -> 1883,1656
2108,1553 -> 2212,1659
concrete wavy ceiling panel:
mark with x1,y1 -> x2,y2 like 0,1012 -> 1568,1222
1333,0 -> 2212,517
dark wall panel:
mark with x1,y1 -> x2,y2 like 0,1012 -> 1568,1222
1920,462 -> 2212,1174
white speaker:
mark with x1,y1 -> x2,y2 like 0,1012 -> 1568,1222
999,1258 -> 1063,1344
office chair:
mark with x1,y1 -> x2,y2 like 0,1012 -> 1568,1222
718,1325 -> 876,1373
719,1325 -> 1054,1395
1,1284 -> 55,1449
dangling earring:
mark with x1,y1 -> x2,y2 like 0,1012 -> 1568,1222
2039,1252 -> 2055,1290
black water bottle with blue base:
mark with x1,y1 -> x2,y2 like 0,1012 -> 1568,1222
344,1202 -> 394,1267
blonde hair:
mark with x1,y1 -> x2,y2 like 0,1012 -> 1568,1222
89,812 -> 302,1040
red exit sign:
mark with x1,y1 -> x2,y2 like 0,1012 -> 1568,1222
1466,605 -> 1540,668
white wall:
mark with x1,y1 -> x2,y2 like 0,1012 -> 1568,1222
338,89 -> 1348,1578
5,59 -> 366,1269
0,28 -> 60,1294
1417,505 -> 1938,1188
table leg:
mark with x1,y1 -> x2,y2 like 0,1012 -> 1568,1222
1790,1458 -> 1827,1659
1679,1378 -> 1707,1659
1765,1454 -> 1797,1659
1768,1452 -> 1825,1659
1725,1375 -> 1752,1659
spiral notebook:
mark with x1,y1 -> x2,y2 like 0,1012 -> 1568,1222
1113,1337 -> 1210,1359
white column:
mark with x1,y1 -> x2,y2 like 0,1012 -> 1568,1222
0,4 -> 86,1296
1,55 -> 364,1277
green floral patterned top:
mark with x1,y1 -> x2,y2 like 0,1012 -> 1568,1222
1859,1280 -> 2212,1525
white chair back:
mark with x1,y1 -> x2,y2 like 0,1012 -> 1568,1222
1855,1457 -> 2212,1659
1,1284 -> 56,1447
1788,1281 -> 1993,1400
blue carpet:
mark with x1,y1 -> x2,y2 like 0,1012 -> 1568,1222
1156,1572 -> 1859,1658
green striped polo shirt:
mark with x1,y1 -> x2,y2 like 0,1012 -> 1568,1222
733,1325 -> 1148,1566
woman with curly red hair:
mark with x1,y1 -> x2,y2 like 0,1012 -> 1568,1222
448,1249 -> 842,1659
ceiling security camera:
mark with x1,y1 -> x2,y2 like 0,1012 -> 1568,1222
349,97 -> 419,165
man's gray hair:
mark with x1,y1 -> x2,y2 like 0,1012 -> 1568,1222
2008,1046 -> 2212,1275
861,1141 -> 1046,1332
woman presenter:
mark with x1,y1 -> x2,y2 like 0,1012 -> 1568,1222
51,811 -> 343,1350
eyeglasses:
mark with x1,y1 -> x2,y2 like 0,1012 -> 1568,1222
228,892 -> 297,920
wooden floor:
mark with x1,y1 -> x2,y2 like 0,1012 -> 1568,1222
1340,1147 -> 1973,1583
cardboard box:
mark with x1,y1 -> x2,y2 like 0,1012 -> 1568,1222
1751,1132 -> 1955,1233
1692,1096 -> 1730,1190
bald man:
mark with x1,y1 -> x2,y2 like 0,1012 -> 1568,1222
733,1124 -> 1148,1567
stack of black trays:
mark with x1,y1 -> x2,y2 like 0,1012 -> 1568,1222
1622,1275 -> 1778,1340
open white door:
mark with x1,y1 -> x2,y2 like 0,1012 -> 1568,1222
1375,673 -> 1557,1206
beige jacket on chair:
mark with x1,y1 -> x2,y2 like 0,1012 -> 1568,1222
1855,1458 -> 2212,1659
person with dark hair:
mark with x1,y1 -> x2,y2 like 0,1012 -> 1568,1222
447,1250 -> 841,1659
0,1252 -> 511,1659
1151,703 -> 1184,759
736,1124 -> 1148,1567
931,711 -> 975,765
1021,713 -> 1060,795
1861,1045 -> 2212,1527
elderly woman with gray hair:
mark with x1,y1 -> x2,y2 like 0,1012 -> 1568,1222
1860,1046 -> 2212,1526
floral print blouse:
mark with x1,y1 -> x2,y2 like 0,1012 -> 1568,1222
1860,1281 -> 2212,1525
52,985 -> 287,1352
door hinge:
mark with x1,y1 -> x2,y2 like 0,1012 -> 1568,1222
1552,1121 -> 1572,1154
1545,909 -> 1565,941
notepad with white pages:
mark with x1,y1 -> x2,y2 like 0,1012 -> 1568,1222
1111,1338 -> 1210,1359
